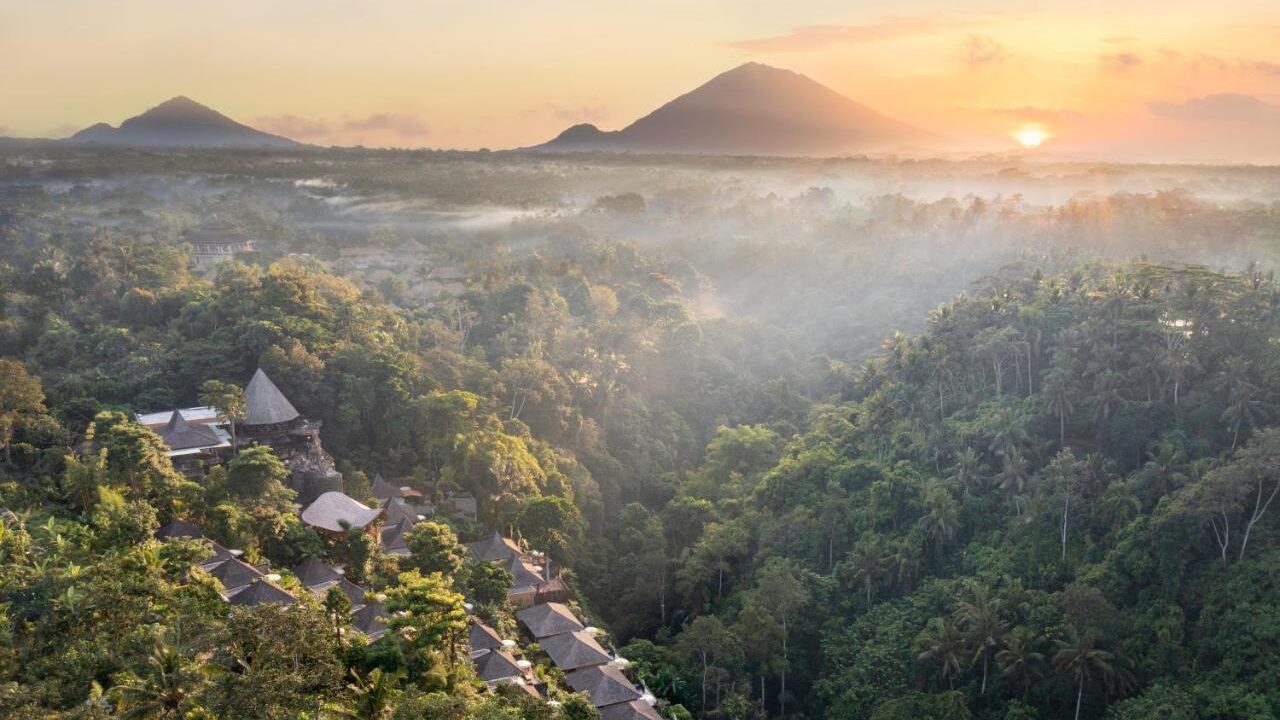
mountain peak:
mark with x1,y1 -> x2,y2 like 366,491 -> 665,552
537,63 -> 938,157
69,96 -> 299,148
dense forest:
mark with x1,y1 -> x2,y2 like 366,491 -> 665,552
2,149 -> 1280,719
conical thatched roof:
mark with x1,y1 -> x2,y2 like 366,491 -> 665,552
469,620 -> 506,653
352,601 -> 388,639
228,579 -> 295,607
243,369 -> 300,426
370,473 -> 402,500
538,630 -> 610,671
464,531 -> 523,563
472,649 -> 523,682
292,557 -> 342,589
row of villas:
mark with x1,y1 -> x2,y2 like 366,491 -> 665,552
141,370 -> 658,714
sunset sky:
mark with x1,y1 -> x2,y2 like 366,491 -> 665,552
3,0 -> 1279,161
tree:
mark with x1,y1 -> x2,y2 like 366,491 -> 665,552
199,379 -> 245,449
996,627 -> 1044,698
461,560 -> 512,608
384,570 -> 468,685
404,522 -> 465,578
109,638 -> 206,719
915,617 -> 966,690
0,359 -> 46,465
1042,361 -> 1077,447
1053,630 -> 1131,720
956,584 -> 1007,694
326,668 -> 401,720
1217,356 -> 1264,450
675,615 -> 741,712
752,559 -> 810,717
226,445 -> 290,501
840,532 -> 886,607
325,585 -> 353,644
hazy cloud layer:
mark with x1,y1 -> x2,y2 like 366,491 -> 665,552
727,16 -> 970,53
0,125 -> 8,136
253,112 -> 429,143
547,104 -> 609,123
1149,93 -> 1280,123
1100,52 -> 1143,71
961,35 -> 1007,67
981,106 -> 1084,123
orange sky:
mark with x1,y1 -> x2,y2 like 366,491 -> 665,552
2,1 -> 1278,161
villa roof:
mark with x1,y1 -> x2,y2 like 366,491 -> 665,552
208,558 -> 264,593
292,557 -> 342,589
506,556 -> 545,591
565,665 -> 642,708
155,519 -> 203,540
352,601 -> 388,639
465,531 -> 523,563
382,497 -> 421,527
228,579 -> 295,607
199,541 -> 240,570
469,620 -> 506,653
517,602 -> 584,639
301,492 -> 383,533
243,368 -> 300,426
538,630 -> 611,671
159,410 -> 227,451
599,700 -> 662,720
472,649 -> 524,683
380,517 -> 413,556
370,473 -> 402,500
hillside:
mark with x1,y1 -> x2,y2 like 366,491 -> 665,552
537,62 -> 938,156
70,96 -> 299,148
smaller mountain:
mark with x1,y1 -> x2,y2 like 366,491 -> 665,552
536,62 -> 939,157
69,96 -> 298,148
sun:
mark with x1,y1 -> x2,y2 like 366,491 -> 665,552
1014,125 -> 1048,148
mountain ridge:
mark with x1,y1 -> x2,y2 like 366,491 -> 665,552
535,62 -> 940,157
70,96 -> 299,149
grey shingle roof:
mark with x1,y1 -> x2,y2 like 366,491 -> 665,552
382,497 -> 420,527
380,517 -> 412,556
371,473 -> 402,500
566,665 -> 642,708
465,531 -> 523,563
292,557 -> 342,588
517,602 -> 583,639
599,700 -> 662,720
228,579 -> 295,607
469,620 -> 506,653
159,409 -> 225,450
506,556 -> 545,591
538,630 -> 611,671
155,519 -> 203,540
472,649 -> 524,682
243,368 -> 300,426
301,492 -> 383,533
352,601 -> 388,639
208,558 -> 264,593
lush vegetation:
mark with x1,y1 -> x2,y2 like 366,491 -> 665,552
3,148 -> 1280,719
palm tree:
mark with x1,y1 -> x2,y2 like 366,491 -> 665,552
843,533 -> 885,607
1218,356 -> 1265,450
956,584 -> 1007,694
919,484 -> 960,550
1042,364 -> 1077,446
996,627 -> 1044,698
1053,631 -> 1132,720
915,616 -> 966,689
949,447 -> 987,497
325,668 -> 401,720
110,641 -> 205,719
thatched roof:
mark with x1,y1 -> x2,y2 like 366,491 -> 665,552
371,473 -> 402,500
208,558 -> 264,593
380,517 -> 413,556
292,557 -> 342,589
599,700 -> 662,720
243,369 -> 300,426
465,531 -> 523,563
301,492 -> 383,533
517,602 -> 583,639
159,410 -> 225,450
469,620 -> 506,653
155,519 -> 203,540
472,649 -> 524,683
228,579 -> 295,607
352,601 -> 388,639
566,665 -> 642,708
538,630 -> 611,671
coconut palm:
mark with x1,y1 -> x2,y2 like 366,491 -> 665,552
956,584 -> 1007,694
1053,630 -> 1133,720
110,641 -> 205,719
996,626 -> 1044,698
915,616 -> 966,689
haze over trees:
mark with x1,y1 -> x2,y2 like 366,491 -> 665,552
2,144 -> 1280,719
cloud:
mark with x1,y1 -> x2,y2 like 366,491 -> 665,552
1100,52 -> 1143,71
341,112 -> 429,138
1101,36 -> 1138,44
253,114 -> 331,139
961,35 -> 1007,67
1148,93 -> 1280,123
1153,50 -> 1280,76
727,15 -> 971,53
